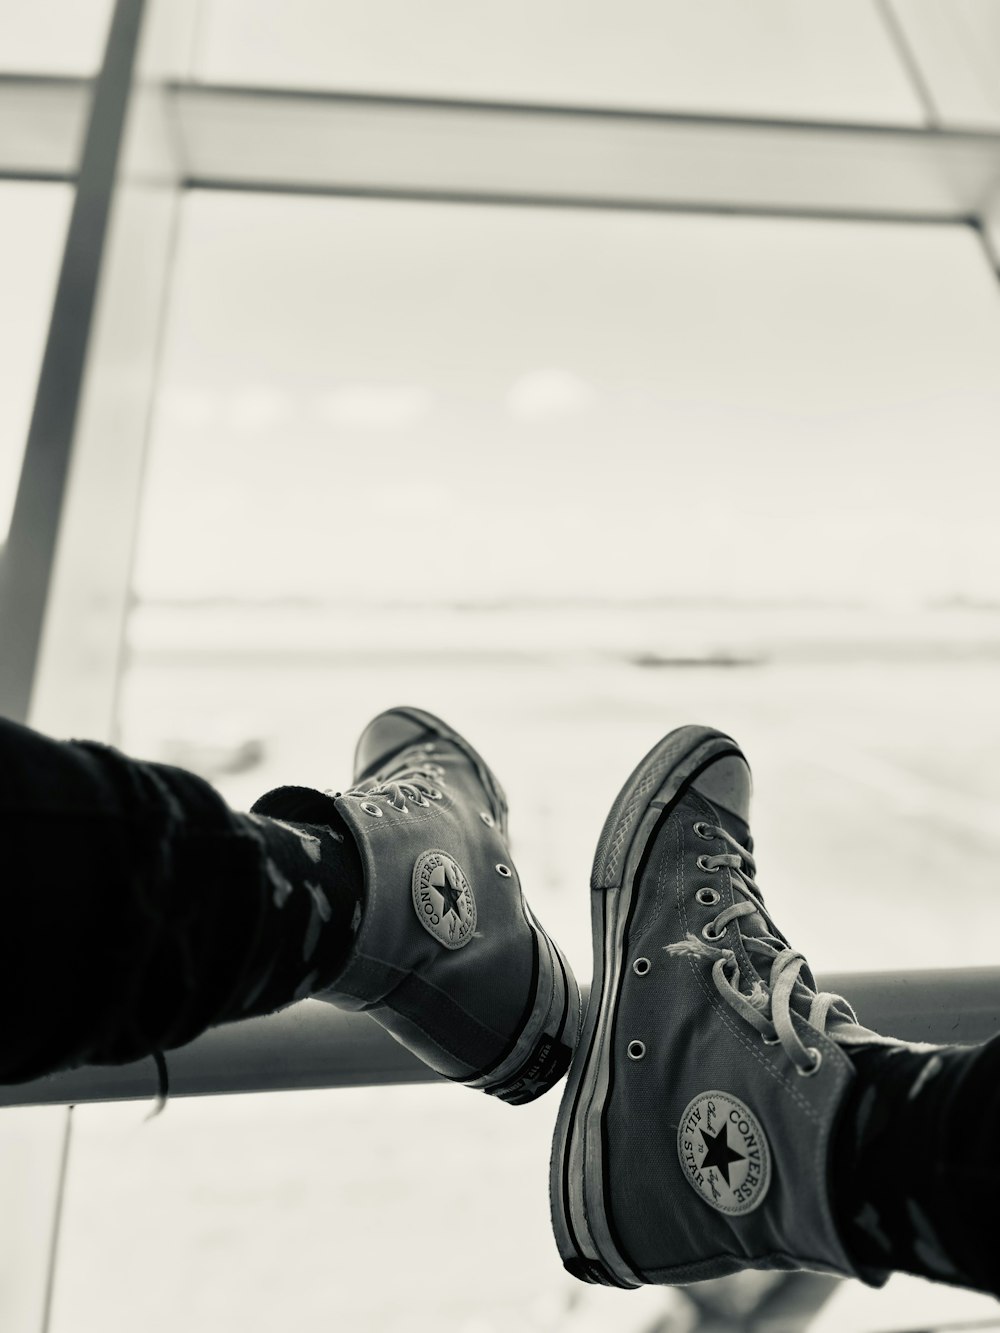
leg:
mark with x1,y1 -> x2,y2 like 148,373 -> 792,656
0,715 -> 362,1083
0,707 -> 581,1107
834,1034 -> 1000,1295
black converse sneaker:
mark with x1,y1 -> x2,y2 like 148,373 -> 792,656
319,707 -> 581,1105
550,725 -> 901,1285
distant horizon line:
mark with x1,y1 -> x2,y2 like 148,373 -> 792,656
129,594 -> 1000,613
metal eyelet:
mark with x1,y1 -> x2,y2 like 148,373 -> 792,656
632,957 -> 651,976
762,1031 -> 781,1046
796,1047 -> 823,1077
426,788 -> 443,800
479,812 -> 495,827
627,1040 -> 646,1061
695,887 -> 721,906
495,863 -> 512,877
701,922 -> 725,942
693,821 -> 714,840
360,801 -> 383,818
696,854 -> 719,872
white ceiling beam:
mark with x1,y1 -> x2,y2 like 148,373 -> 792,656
5,78 -> 1000,223
170,86 -> 1000,223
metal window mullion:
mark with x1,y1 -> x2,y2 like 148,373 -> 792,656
0,0 -> 147,727
0,6 -> 198,1331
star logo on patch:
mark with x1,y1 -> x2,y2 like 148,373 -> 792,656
699,1123 -> 745,1186
677,1091 -> 771,1216
412,850 -> 477,950
429,862 -> 466,919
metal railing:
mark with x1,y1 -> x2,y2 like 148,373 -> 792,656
4,967 -> 998,1109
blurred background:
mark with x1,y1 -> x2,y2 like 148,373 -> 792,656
2,1 -> 1000,1329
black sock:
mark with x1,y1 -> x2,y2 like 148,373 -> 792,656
832,1036 -> 1000,1296
238,785 -> 366,1012
93,793 -> 366,1064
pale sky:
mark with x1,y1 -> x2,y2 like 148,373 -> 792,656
130,194 -> 1000,608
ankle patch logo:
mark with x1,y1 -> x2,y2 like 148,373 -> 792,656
412,850 -> 477,949
677,1091 -> 770,1216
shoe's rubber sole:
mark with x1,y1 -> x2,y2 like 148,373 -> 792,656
549,725 -> 742,1286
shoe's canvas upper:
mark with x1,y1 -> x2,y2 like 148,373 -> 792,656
608,789 -> 874,1279
320,709 -> 578,1103
603,780 -> 881,1283
553,727 -> 913,1288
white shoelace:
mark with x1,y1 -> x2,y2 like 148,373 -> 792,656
667,823 -> 861,1076
344,746 -> 447,815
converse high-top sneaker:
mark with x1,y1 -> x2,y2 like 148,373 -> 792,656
551,725 -> 900,1285
321,707 -> 580,1105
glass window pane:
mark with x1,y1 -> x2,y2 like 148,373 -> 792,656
123,194 -> 1000,974
134,196 -> 1000,614
196,0 -> 923,124
0,181 -> 73,542
124,195 -> 1000,978
0,1 -> 113,75
123,191 -> 1000,971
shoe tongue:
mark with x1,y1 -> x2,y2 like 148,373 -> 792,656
690,752 -> 778,946
354,713 -> 433,782
689,755 -> 833,1016
713,806 -> 752,851
690,753 -> 752,848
